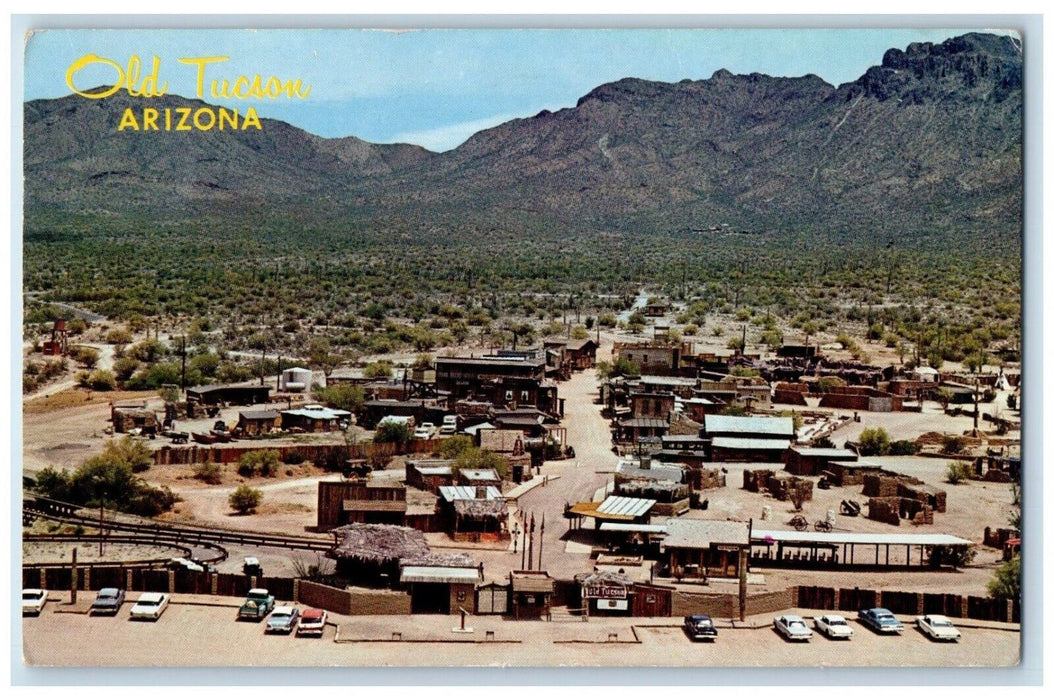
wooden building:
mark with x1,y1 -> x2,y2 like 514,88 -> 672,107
509,570 -> 555,620
316,479 -> 408,532
186,384 -> 270,407
235,409 -> 280,436
280,405 -> 351,433
784,446 -> 858,477
662,518 -> 751,580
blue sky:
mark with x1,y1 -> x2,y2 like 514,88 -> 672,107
23,27 -> 1009,151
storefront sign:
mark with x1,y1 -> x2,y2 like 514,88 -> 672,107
584,585 -> 627,599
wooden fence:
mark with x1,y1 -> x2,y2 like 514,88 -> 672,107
22,564 -> 1018,624
796,585 -> 1018,623
153,439 -> 442,466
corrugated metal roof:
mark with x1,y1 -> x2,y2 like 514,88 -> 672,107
751,530 -> 973,547
239,410 -> 278,421
438,486 -> 503,502
711,437 -> 791,450
283,407 -> 351,420
663,519 -> 751,549
598,523 -> 668,533
704,415 -> 794,436
415,466 -> 454,476
596,495 -> 656,518
399,566 -> 481,584
790,447 -> 857,458
619,418 -> 669,428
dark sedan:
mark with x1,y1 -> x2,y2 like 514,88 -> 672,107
683,614 -> 719,641
91,588 -> 126,615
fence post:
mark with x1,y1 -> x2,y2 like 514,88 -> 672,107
168,569 -> 176,594
40,568 -> 46,588
293,578 -> 300,603
84,567 -> 91,591
1005,598 -> 1013,623
126,568 -> 133,591
211,574 -> 218,595
916,592 -> 924,615
833,587 -> 840,610
960,597 -> 968,618
875,590 -> 883,608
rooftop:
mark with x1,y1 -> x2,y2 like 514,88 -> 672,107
663,519 -> 751,549
704,415 -> 795,437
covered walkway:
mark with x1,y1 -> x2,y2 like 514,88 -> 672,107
750,529 -> 973,569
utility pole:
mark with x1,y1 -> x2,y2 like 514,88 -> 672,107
527,513 -> 535,570
537,514 -> 545,570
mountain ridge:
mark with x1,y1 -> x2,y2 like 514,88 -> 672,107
24,32 -> 1022,241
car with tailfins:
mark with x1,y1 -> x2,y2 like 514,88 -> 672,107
22,589 -> 48,616
859,607 -> 904,634
774,614 -> 813,641
297,608 -> 328,637
129,592 -> 170,620
916,614 -> 962,641
814,613 -> 854,640
265,606 -> 300,634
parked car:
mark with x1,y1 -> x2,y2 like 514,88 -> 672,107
265,606 -> 300,634
238,588 -> 275,620
774,614 -> 813,641
682,614 -> 718,641
297,608 -> 328,637
91,588 -> 126,615
916,614 -> 962,642
242,556 -> 263,577
814,614 -> 854,640
129,592 -> 170,620
22,589 -> 48,616
859,608 -> 905,634
413,422 -> 437,440
439,415 -> 458,435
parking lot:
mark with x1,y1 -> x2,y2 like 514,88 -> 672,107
21,595 -> 1020,670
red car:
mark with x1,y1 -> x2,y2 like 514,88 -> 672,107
296,608 -> 327,637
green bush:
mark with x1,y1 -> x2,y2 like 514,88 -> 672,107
86,369 -> 117,391
374,421 -> 412,445
453,447 -> 509,479
987,555 -> 1021,599
945,461 -> 973,485
889,440 -> 918,456
238,450 -> 280,478
439,435 -> 474,459
857,427 -> 891,456
282,450 -> 306,466
942,435 -> 968,454
229,485 -> 262,514
193,461 -> 223,485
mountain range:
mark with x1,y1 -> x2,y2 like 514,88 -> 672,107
23,32 -> 1022,242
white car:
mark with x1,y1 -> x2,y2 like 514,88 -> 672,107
266,606 -> 300,634
774,614 -> 813,641
916,614 -> 962,642
413,423 -> 436,439
22,589 -> 48,616
815,614 -> 854,640
129,592 -> 170,620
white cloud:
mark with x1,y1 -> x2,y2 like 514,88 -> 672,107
389,113 -> 525,152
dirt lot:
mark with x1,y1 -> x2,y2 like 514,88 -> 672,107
19,594 -> 1020,669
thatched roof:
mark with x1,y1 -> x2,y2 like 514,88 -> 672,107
328,523 -> 474,568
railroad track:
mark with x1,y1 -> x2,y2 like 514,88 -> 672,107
24,497 -> 336,554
